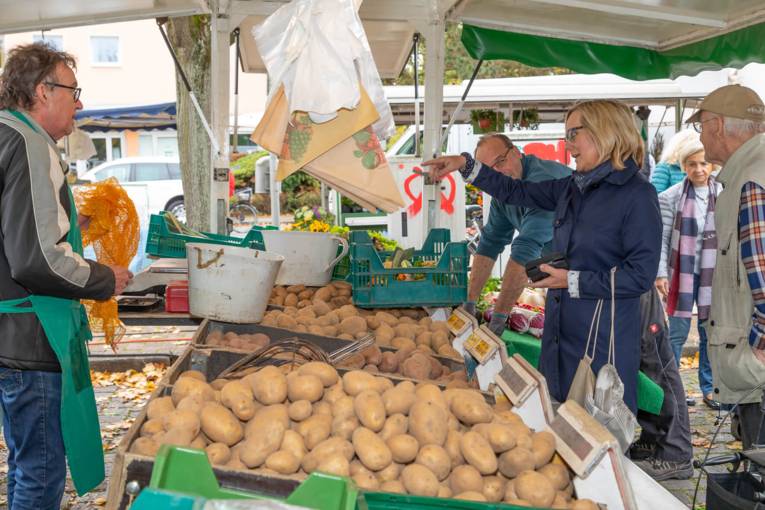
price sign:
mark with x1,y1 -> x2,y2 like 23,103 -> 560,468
464,331 -> 498,364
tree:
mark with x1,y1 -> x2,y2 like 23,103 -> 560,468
167,16 -> 211,231
386,23 -> 570,86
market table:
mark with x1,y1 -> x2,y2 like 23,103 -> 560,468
501,329 -> 664,415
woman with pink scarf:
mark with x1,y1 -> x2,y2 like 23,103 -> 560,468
656,141 -> 722,409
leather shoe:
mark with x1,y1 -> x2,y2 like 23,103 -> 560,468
703,394 -> 721,410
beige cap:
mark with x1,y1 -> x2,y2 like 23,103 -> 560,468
687,84 -> 765,123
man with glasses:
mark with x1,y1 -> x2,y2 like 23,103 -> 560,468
463,134 -> 569,334
691,84 -> 765,451
0,43 -> 132,507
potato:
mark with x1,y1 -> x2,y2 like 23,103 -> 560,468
387,434 -> 419,464
401,464 -> 440,497
265,450 -> 301,474
570,499 -> 600,510
530,431 -> 556,468
353,469 -> 381,490
339,353 -> 365,369
551,494 -> 569,509
220,380 -> 257,421
409,401 -> 448,446
285,400 -> 310,422
379,413 -> 408,441
155,426 -> 195,447
455,491 -> 487,502
288,374 -> 324,402
245,405 -> 289,438
414,384 -> 447,409
382,388 -> 416,415
376,461 -> 402,483
391,337 -> 416,352
504,479 -> 518,501
205,443 -> 231,465
245,366 -> 287,405
361,345 -> 383,366
498,447 -> 536,479
380,480 -> 406,494
401,353 -> 432,380
339,316 -> 367,336
298,361 -> 339,387
200,403 -> 243,446
438,484 -> 453,498
416,444 -> 451,481
539,463 -> 570,491
445,430 -> 465,467
415,331 -> 432,347
376,311 -> 398,326
431,330 -> 450,350
396,380 -> 416,393
331,415 -> 359,440
332,395 -> 355,419
162,409 -> 201,437
191,435 -> 208,449
322,381 -> 346,405
313,400 -> 332,416
140,418 -> 164,437
313,287 -> 333,304
342,370 -> 378,396
302,437 -> 354,473
176,395 -> 205,414
452,395 -> 493,425
515,470 -> 555,508
353,427 -> 392,471
449,464 -> 483,494
460,431 -> 497,475
375,323 -> 395,345
375,377 -> 394,394
483,423 -> 516,453
366,316 -> 381,330
297,414 -> 332,449
394,324 -> 417,340
482,476 -> 505,502
354,390 -> 386,431
280,429 -> 306,461
378,352 -> 399,373
130,437 -> 160,456
171,377 -> 215,406
239,420 -> 286,468
317,453 -> 351,477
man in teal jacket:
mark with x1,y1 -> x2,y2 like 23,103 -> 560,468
463,134 -> 570,334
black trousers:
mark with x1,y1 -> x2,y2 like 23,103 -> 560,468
738,401 -> 765,451
636,289 -> 694,462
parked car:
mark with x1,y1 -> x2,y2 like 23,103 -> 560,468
78,156 -> 185,221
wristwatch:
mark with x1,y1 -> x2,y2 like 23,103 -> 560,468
459,151 -> 476,179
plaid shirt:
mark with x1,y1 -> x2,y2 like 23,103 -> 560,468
739,181 -> 765,350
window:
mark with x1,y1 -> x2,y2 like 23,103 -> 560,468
134,163 -> 171,182
138,135 -> 153,156
168,163 -> 181,179
95,164 -> 130,182
33,34 -> 63,51
156,136 -> 179,158
90,36 -> 120,65
89,134 -> 124,168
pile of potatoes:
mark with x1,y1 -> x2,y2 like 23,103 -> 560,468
205,331 -> 270,351
260,301 -> 461,359
130,363 -> 598,509
269,282 -> 355,309
339,344 -> 472,388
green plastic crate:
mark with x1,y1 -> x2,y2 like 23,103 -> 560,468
145,212 -> 266,258
134,445 -> 358,510
349,229 -> 468,308
360,491 -> 545,509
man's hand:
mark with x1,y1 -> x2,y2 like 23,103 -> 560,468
109,265 -> 133,296
753,346 -> 765,366
529,264 -> 568,289
655,277 -> 669,299
421,155 -> 467,181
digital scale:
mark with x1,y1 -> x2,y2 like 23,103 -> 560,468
124,258 -> 188,295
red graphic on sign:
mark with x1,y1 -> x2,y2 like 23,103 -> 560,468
523,140 -> 570,165
403,167 -> 456,217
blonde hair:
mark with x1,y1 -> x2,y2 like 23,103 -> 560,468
566,100 -> 643,170
659,129 -> 699,165
678,141 -> 705,168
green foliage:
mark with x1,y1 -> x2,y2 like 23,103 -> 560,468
385,23 -> 570,86
282,170 -> 322,212
369,231 -> 399,251
230,150 -> 268,188
477,277 -> 502,312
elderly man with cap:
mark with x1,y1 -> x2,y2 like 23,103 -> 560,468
691,84 -> 765,450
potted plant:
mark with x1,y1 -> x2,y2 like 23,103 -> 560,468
470,109 -> 505,134
512,108 -> 540,130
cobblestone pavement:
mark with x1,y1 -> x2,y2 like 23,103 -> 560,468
0,327 -> 737,509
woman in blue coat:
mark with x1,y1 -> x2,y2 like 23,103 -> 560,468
424,100 -> 661,414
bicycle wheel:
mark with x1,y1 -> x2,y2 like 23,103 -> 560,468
229,203 -> 258,233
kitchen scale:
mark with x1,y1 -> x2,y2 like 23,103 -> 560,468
123,258 -> 188,295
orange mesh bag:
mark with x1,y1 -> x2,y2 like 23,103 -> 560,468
74,178 -> 139,351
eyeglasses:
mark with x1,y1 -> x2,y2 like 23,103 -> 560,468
44,81 -> 81,102
565,125 -> 585,142
692,117 -> 717,133
490,147 -> 512,168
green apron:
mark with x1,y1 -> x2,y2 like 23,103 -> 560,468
0,109 -> 104,495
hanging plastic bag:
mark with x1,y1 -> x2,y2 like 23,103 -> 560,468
252,0 -> 394,139
566,299 -> 601,408
584,267 -> 638,453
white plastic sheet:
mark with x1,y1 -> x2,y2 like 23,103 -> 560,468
252,0 -> 395,139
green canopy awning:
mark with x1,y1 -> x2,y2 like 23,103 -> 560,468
461,22 -> 765,81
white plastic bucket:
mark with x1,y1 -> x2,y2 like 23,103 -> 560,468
259,230 -> 349,286
186,243 -> 284,323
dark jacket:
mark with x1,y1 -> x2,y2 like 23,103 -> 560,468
0,111 -> 114,372
476,154 -> 570,265
470,158 -> 662,413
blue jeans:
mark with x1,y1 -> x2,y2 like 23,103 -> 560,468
667,275 -> 713,396
0,368 -> 66,510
